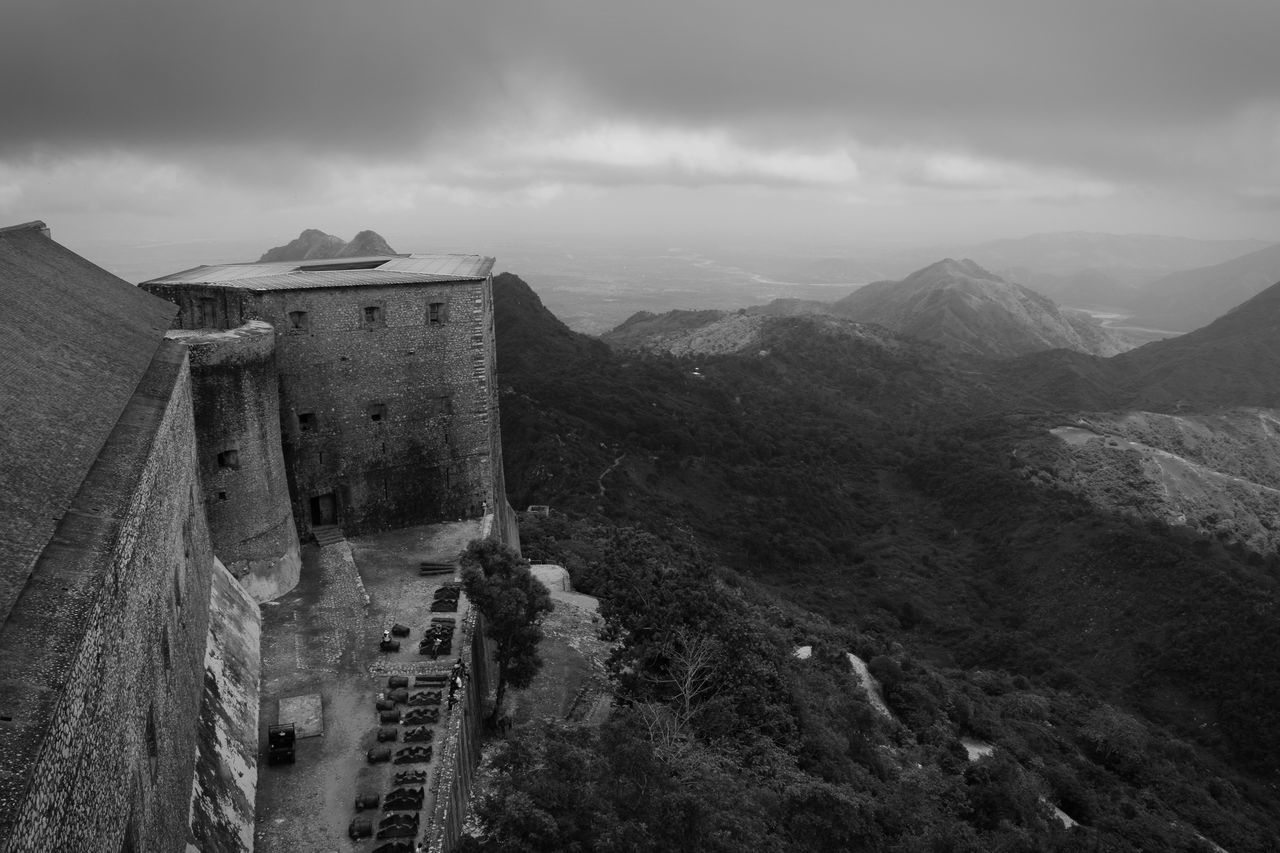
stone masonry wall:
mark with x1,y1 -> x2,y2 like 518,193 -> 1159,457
0,342 -> 214,853
145,275 -> 509,542
173,321 -> 300,601
261,280 -> 499,537
424,512 -> 510,853
144,284 -> 256,333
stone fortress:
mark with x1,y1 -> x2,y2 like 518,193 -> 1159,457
0,221 -> 516,852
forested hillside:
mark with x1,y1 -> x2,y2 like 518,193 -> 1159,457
466,272 -> 1280,852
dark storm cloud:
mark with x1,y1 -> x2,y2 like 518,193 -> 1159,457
1,0 -> 1277,190
0,1 -> 499,156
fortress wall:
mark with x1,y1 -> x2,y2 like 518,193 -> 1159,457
257,280 -> 501,537
145,284 -> 257,332
425,608 -> 494,853
425,512 -> 511,853
171,322 -> 300,601
0,343 -> 214,853
187,557 -> 261,853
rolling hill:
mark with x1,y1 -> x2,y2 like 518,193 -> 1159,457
1127,242 -> 1280,333
829,258 -> 1129,358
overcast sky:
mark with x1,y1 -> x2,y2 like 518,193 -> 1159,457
1,0 -> 1277,261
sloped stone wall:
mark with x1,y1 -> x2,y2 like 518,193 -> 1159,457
0,343 -> 214,853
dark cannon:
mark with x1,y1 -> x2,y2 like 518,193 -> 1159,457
375,698 -> 396,711
415,674 -> 449,688
348,817 -> 373,839
384,788 -> 424,811
376,813 -> 420,839
376,726 -> 398,743
408,691 -> 441,706
388,785 -> 425,802
354,792 -> 380,811
392,745 -> 433,764
373,843 -> 414,853
389,623 -> 411,637
379,638 -> 401,652
366,746 -> 392,764
401,708 -> 439,725
378,710 -> 401,725
387,676 -> 410,690
386,688 -> 409,704
403,725 -> 433,743
393,769 -> 427,785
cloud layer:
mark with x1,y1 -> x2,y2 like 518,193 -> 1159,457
1,0 -> 1277,244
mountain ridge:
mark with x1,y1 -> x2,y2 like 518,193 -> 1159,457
603,258 -> 1131,359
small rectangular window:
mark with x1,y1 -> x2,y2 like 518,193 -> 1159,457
363,305 -> 384,326
367,402 -> 386,422
298,412 -> 316,431
217,491 -> 228,501
288,310 -> 309,331
217,449 -> 239,469
428,302 -> 445,325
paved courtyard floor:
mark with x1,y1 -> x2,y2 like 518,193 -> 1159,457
254,521 -> 480,852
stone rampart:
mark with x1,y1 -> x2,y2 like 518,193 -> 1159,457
0,342 -> 214,852
169,322 -> 300,601
422,512 -> 513,852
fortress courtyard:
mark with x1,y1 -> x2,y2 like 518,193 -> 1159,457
254,521 -> 480,852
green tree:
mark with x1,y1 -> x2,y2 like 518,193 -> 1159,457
461,538 -> 554,720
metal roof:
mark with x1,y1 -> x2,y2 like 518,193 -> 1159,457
143,253 -> 495,291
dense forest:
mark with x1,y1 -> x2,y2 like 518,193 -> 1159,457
462,273 -> 1280,851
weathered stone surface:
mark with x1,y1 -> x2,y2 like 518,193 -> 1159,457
187,557 -> 261,853
0,342 -> 214,853
146,274 -> 510,542
169,321 -> 300,601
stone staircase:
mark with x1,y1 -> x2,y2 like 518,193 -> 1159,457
312,525 -> 345,547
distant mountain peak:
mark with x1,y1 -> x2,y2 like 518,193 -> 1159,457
911,257 -> 1003,282
257,228 -> 397,263
339,230 -> 397,258
258,229 -> 347,263
832,258 -> 1127,358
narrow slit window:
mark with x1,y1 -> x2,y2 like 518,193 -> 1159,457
288,310 -> 309,331
367,402 -> 386,422
298,412 -> 316,432
428,302 -> 445,325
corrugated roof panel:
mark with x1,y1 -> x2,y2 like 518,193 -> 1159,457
191,270 -> 487,292
385,255 -> 495,277
144,253 -> 494,289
